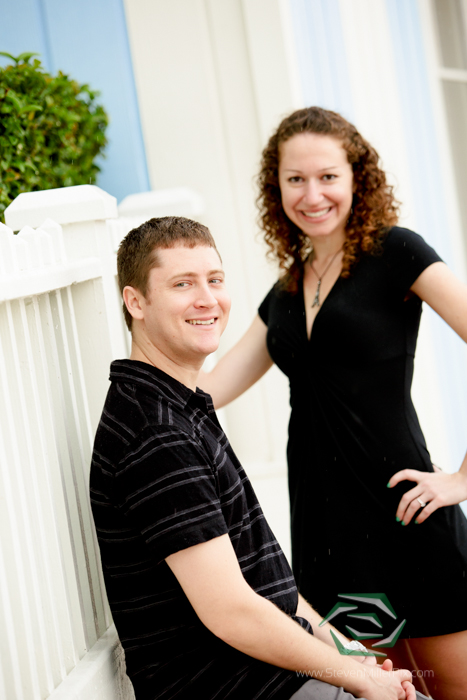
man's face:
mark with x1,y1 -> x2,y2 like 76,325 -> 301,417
137,245 -> 230,368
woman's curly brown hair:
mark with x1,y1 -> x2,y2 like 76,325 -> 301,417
257,107 -> 399,292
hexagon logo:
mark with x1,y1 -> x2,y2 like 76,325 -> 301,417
319,593 -> 407,657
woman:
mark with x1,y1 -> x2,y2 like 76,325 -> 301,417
200,107 -> 467,699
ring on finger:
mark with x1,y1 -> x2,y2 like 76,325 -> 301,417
416,497 -> 427,508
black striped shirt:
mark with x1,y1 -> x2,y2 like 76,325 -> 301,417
90,360 -> 310,699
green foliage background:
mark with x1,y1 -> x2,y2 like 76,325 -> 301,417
0,52 -> 108,223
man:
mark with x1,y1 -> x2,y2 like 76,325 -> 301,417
90,216 -> 418,700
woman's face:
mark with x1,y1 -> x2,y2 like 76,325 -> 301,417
278,132 -> 354,244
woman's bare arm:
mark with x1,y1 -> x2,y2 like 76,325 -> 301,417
410,261 -> 467,342
199,315 -> 273,409
389,261 -> 467,522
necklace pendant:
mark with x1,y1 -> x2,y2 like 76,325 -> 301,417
312,279 -> 321,308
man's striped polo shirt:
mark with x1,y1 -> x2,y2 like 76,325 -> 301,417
90,359 -> 311,699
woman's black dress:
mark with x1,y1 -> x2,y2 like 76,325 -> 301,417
259,227 -> 467,639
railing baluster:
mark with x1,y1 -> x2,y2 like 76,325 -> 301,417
0,301 -> 42,698
38,290 -> 92,653
54,286 -> 106,642
64,284 -> 111,632
21,293 -> 78,682
0,424 -> 25,700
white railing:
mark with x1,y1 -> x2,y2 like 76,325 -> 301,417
0,185 -> 204,700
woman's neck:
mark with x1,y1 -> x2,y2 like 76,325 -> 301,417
309,232 -> 346,263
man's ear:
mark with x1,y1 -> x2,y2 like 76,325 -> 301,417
123,286 -> 145,322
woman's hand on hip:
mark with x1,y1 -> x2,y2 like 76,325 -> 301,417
388,467 -> 467,525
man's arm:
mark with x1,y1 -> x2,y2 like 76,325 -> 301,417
297,595 -> 349,647
166,534 -> 414,700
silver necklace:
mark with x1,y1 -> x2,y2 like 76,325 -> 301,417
309,247 -> 343,308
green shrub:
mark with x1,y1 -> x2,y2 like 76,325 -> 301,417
0,52 -> 108,223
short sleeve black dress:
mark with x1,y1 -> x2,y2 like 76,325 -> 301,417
259,227 -> 467,639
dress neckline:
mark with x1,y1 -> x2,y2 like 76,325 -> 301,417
301,273 -> 341,341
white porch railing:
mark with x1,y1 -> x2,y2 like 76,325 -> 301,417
0,185 -> 205,700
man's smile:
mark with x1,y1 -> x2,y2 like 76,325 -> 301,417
186,318 -> 217,325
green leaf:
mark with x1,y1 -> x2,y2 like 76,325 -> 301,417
0,51 -> 18,63
5,90 -> 23,111
18,104 -> 43,115
0,51 -> 40,65
16,52 -> 40,65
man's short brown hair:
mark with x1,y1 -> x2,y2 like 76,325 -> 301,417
117,216 -> 219,331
